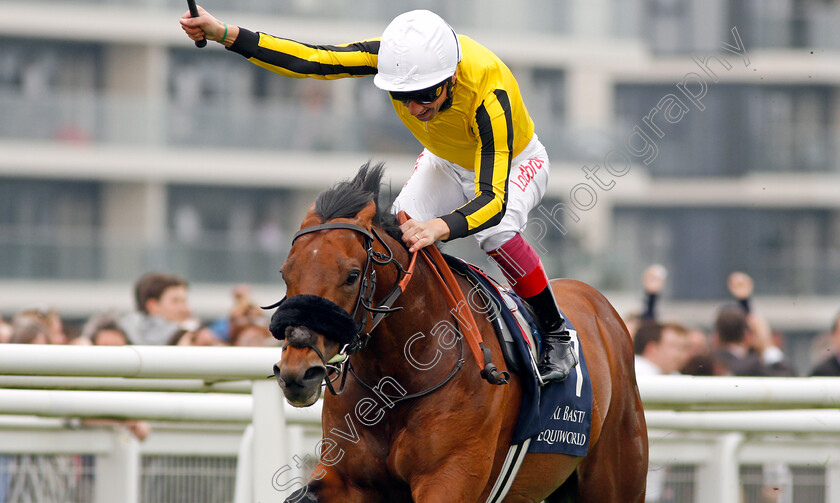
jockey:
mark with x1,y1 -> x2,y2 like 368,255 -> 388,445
180,9 -> 578,382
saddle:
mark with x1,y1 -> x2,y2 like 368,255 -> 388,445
441,254 -> 541,376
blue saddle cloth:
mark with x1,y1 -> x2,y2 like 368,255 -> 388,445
448,258 -> 593,457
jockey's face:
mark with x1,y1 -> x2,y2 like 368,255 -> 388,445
401,74 -> 455,122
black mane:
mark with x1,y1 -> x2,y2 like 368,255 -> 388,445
314,162 -> 403,243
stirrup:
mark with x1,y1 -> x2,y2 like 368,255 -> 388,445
537,336 -> 577,385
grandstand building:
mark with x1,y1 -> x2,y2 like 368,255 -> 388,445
1,0 -> 838,372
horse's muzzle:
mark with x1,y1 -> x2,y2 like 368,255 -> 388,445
273,361 -> 327,407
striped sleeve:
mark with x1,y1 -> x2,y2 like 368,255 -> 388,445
441,89 -> 514,240
228,28 -> 379,79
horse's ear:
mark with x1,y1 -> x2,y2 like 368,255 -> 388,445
300,203 -> 321,229
354,200 -> 377,229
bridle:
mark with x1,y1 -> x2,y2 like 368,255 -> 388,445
268,220 -> 466,400
289,221 -> 412,355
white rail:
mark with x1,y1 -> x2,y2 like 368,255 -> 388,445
0,375 -> 253,393
0,344 -> 282,379
2,346 -> 840,503
645,408 -> 840,433
637,375 -> 840,409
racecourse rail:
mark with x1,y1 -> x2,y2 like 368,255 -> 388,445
0,345 -> 839,503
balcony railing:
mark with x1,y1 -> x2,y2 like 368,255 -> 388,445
0,0 -> 572,36
0,89 -> 592,160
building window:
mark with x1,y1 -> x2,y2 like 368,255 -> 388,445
167,185 -> 294,283
613,207 -> 840,299
615,84 -> 835,177
0,37 -> 103,142
0,179 -> 101,279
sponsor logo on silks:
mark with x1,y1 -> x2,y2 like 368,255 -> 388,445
510,158 -> 545,192
404,152 -> 426,187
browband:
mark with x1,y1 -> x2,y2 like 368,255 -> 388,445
293,223 -> 374,243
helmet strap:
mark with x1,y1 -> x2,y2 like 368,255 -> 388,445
439,78 -> 456,113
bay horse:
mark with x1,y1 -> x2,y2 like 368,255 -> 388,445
270,163 -> 647,502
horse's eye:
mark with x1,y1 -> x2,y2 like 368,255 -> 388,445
345,270 -> 361,286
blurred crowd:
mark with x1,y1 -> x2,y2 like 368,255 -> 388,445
627,265 -> 840,503
0,272 -> 278,503
627,265 -> 839,379
3,267 -> 837,377
0,272 -> 276,351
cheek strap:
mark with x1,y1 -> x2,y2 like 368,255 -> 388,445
268,294 -> 358,347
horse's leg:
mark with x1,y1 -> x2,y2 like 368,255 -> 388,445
391,431 -> 501,503
501,452 -> 580,502
574,396 -> 648,503
551,280 -> 648,503
406,454 -> 494,503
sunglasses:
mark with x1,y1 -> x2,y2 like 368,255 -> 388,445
389,79 -> 449,104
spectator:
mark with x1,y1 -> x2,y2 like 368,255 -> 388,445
227,286 -> 273,347
68,335 -> 93,346
713,310 -> 795,377
679,326 -> 725,375
43,309 -> 67,345
684,327 -> 711,359
9,317 -> 50,345
82,312 -> 131,347
681,352 -> 730,376
641,264 -> 667,323
633,322 -> 689,376
625,264 -> 668,339
230,322 -> 272,347
809,312 -> 840,376
633,321 -> 687,503
713,272 -> 795,377
2,315 -> 82,503
120,272 -> 197,345
12,308 -> 67,344
0,315 -> 12,343
168,325 -> 225,346
208,284 -> 257,341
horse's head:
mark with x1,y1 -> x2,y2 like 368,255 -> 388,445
269,163 -> 404,407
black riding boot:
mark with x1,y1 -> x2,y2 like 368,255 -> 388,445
524,286 -> 578,384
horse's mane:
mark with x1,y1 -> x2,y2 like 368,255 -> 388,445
314,162 -> 403,243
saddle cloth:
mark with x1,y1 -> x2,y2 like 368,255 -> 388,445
442,255 -> 593,503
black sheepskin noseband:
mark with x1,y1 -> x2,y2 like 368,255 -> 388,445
269,294 -> 358,347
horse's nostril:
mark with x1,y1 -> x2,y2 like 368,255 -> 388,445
302,366 -> 327,383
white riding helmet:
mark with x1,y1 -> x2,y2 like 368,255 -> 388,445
373,10 -> 462,92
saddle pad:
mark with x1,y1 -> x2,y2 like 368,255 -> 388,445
502,296 -> 592,456
484,316 -> 594,503
525,324 -> 592,456
440,255 -> 592,455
